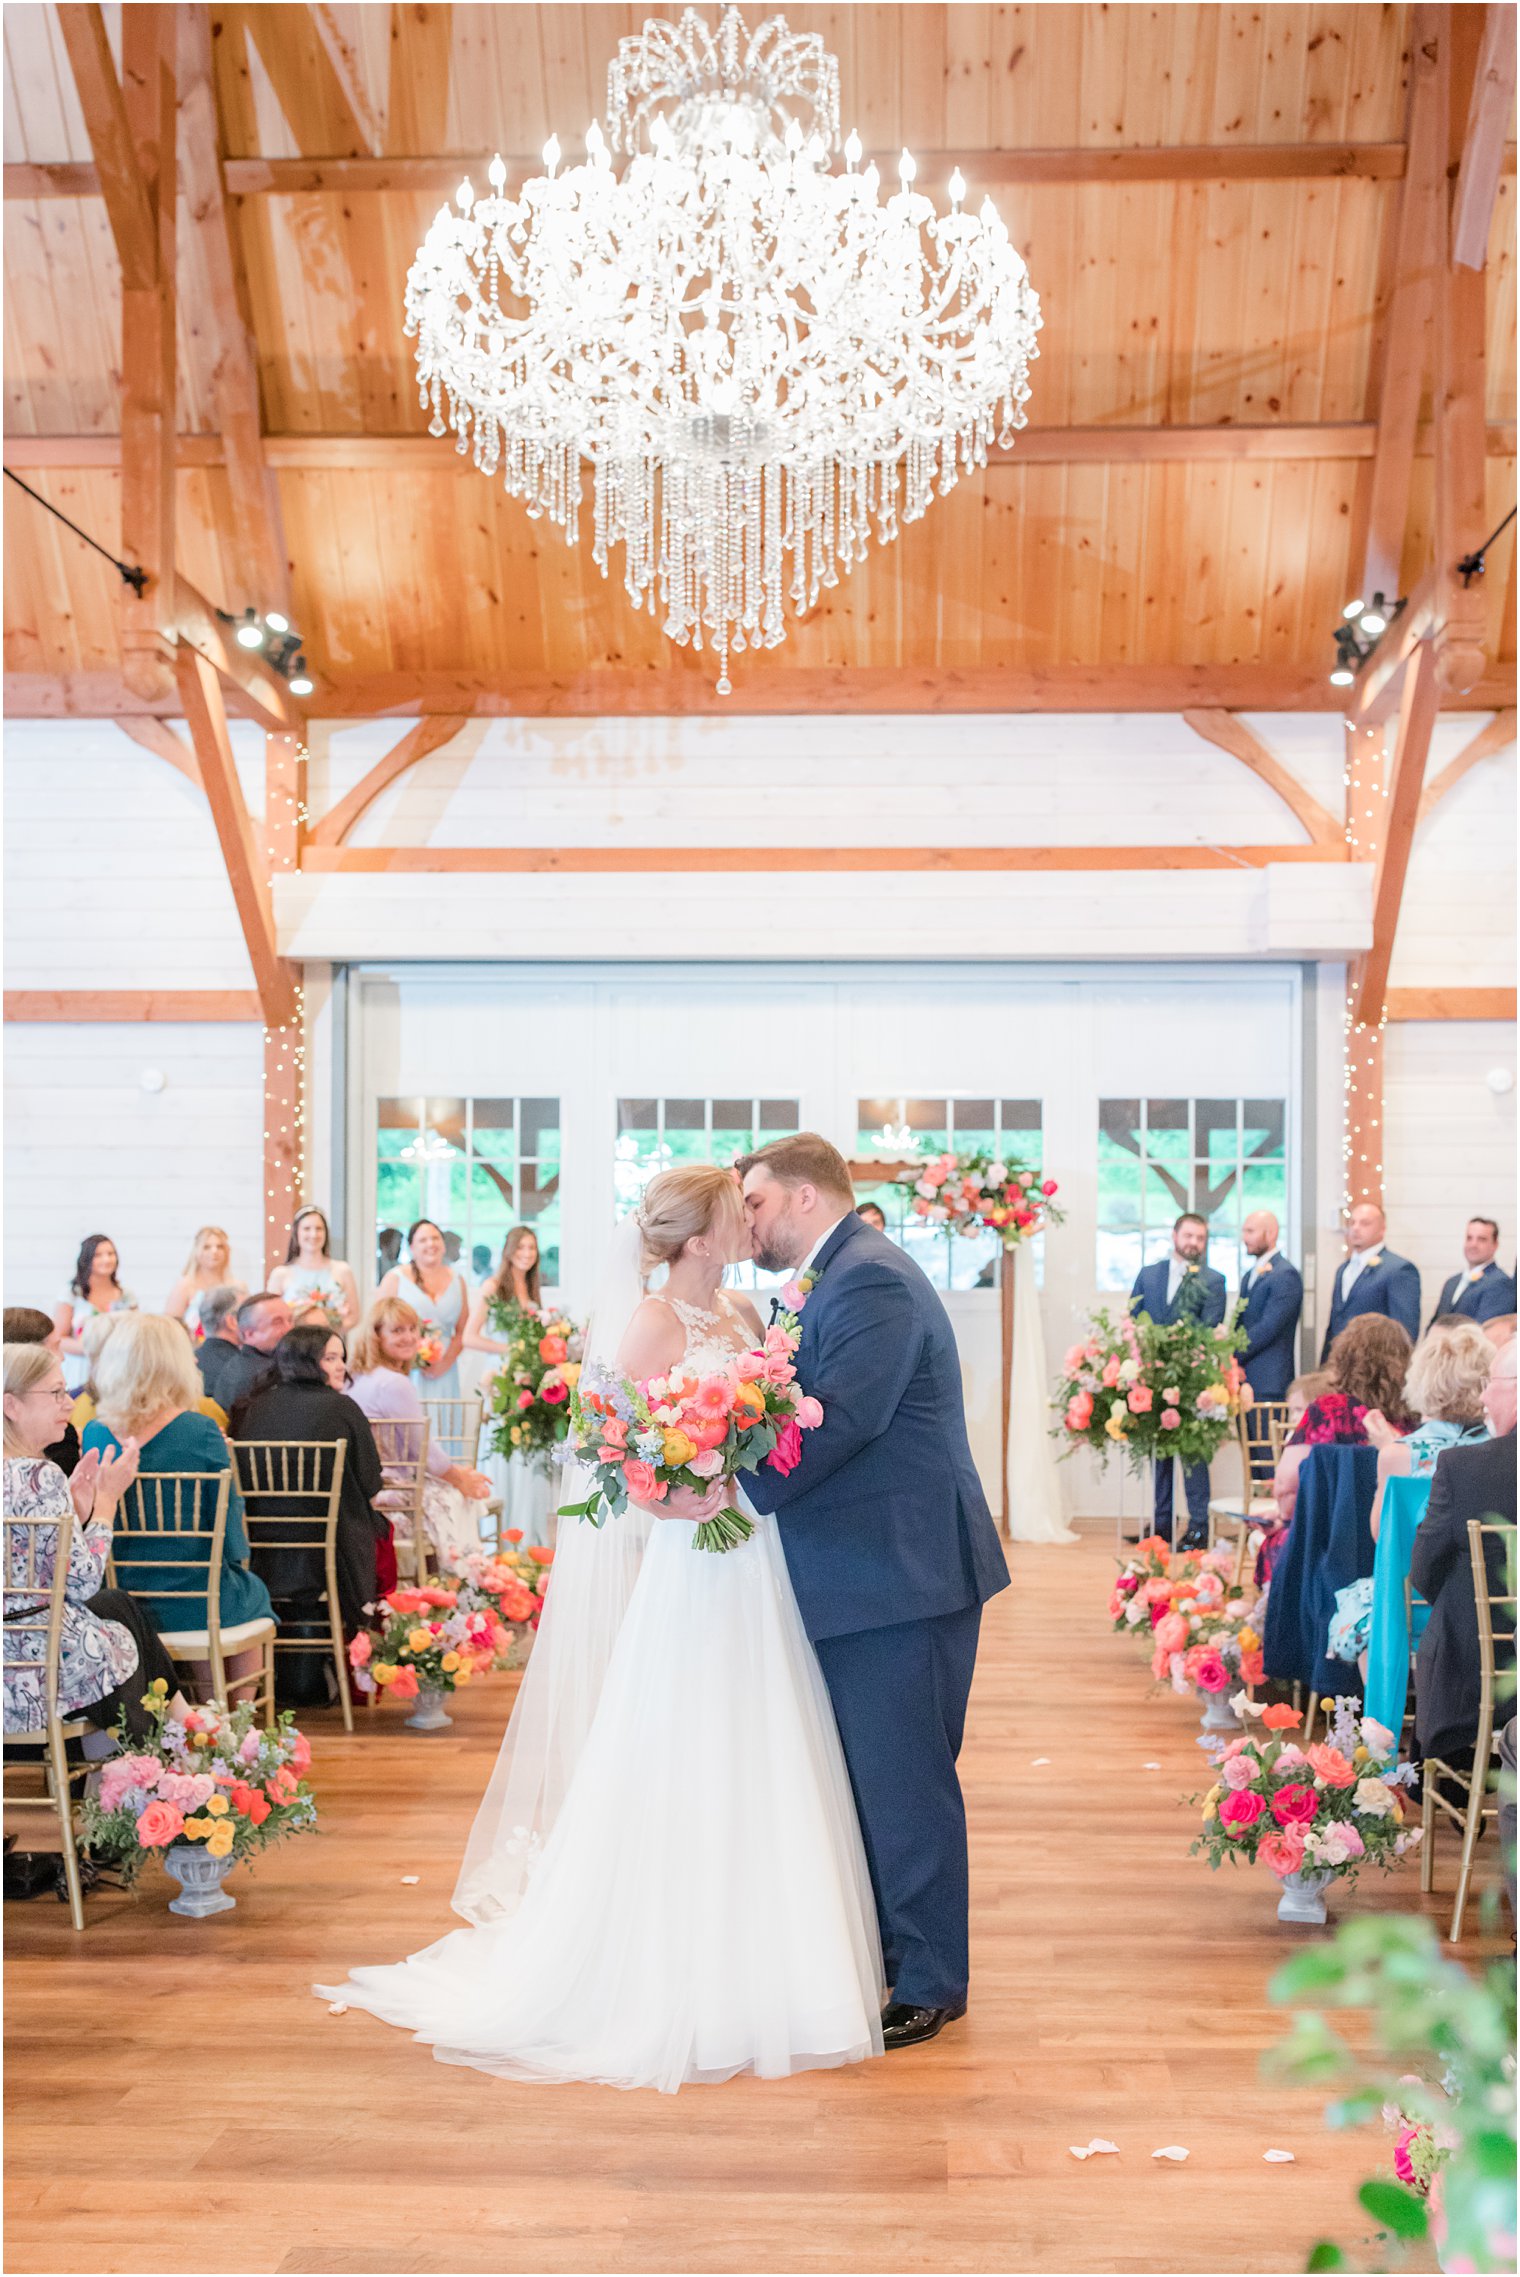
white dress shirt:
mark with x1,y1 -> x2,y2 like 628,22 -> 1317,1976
1340,1248 -> 1371,1295
801,1215 -> 849,1277
1242,1249 -> 1280,1292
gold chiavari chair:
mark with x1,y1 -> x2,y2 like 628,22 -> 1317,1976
108,1472 -> 276,1713
2,1509 -> 90,1931
1268,1410 -> 1294,1467
1420,1519 -> 1517,1943
1208,1405 -> 1285,1578
371,1419 -> 435,1587
233,1441 -> 352,1732
421,1393 -> 502,1541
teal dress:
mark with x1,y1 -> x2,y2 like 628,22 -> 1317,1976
81,1412 -> 274,1634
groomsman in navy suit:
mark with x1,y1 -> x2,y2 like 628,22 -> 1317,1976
1238,1210 -> 1303,1482
1320,1201 -> 1421,1361
1429,1217 -> 1517,1328
1130,1212 -> 1227,1548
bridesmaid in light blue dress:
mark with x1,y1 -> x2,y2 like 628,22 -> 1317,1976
378,1218 -> 469,1400
462,1224 -> 556,1548
270,1207 -> 361,1330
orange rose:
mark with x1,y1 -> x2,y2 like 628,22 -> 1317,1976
1306,1743 -> 1357,1789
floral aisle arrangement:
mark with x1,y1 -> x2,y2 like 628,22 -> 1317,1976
349,1583 -> 515,1728
1191,1696 -> 1420,1925
485,1300 -> 583,1468
559,1320 -> 823,1553
80,1682 -> 316,1916
891,1150 -> 1063,1248
1055,1301 -> 1247,1475
1107,1537 -> 1263,1737
450,1538 -> 553,1661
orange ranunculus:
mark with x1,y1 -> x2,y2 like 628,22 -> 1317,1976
1261,1704 -> 1302,1730
504,1528 -> 524,1544
733,1380 -> 766,1416
385,1589 -> 431,1615
538,1334 -> 568,1364
527,1546 -> 553,1565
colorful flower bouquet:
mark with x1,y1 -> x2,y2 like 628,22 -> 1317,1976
1192,1695 -> 1419,1922
892,1150 -> 1063,1249
80,1681 -> 316,1893
449,1539 -> 553,1662
485,1301 -> 583,1468
349,1584 -> 514,1706
413,1324 -> 446,1376
1056,1301 -> 1247,1475
558,1321 -> 823,1554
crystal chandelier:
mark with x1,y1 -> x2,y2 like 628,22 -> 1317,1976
406,7 -> 1041,690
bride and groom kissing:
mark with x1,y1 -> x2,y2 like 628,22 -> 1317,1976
317,1133 -> 1010,2093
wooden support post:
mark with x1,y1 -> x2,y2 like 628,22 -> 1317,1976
118,5 -> 177,701
1355,643 -> 1443,1024
1435,8 -> 1494,697
262,728 -> 307,1280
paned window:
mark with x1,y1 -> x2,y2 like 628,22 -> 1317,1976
855,1096 -> 1044,1291
614,1097 -> 800,1289
1096,1096 -> 1286,1291
376,1096 -> 562,1289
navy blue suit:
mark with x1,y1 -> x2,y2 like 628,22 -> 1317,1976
1319,1248 -> 1421,1361
1129,1257 -> 1227,1542
1429,1260 -> 1517,1330
745,1214 -> 1009,2011
1238,1252 -> 1303,1401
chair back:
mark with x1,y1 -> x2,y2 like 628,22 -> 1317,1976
2,1509 -> 75,1734
421,1395 -> 483,1466
109,1469 -> 232,1644
1468,1519 -> 1518,1735
1268,1410 -> 1294,1466
370,1418 -> 433,1585
1238,1401 -> 1289,1492
232,1439 -> 347,1555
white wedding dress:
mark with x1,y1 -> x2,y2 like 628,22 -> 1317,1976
316,1287 -> 884,2094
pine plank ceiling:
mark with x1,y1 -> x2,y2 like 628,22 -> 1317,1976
3,3 -> 1515,704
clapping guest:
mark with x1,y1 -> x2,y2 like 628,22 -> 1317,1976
269,1209 -> 360,1332
3,1342 -> 182,1742
1130,1212 -> 1227,1548
378,1219 -> 468,1394
1428,1217 -> 1516,1329
348,1299 -> 493,1566
165,1226 -> 247,1340
463,1226 -> 543,1358
4,1309 -> 79,1475
1410,1343 -> 1517,1772
1267,1313 -> 1415,1549
52,1236 -> 136,1393
1320,1202 -> 1421,1359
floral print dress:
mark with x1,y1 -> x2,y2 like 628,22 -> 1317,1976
3,1457 -> 136,1731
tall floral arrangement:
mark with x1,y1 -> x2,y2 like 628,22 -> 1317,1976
1055,1300 -> 1246,1475
485,1300 -> 583,1469
80,1683 -> 316,1886
892,1150 -> 1062,1249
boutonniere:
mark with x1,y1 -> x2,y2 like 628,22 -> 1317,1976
1256,1260 -> 1273,1275
776,1259 -> 826,1335
1365,1252 -> 1383,1269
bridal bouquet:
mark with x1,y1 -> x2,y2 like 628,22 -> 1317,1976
1056,1303 -> 1247,1476
1191,1697 -> 1419,1886
349,1584 -> 514,1701
558,1323 -> 823,1554
485,1302 -> 583,1468
893,1150 -> 1063,1250
80,1683 -> 317,1888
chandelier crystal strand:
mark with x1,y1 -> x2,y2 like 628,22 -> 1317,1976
406,6 -> 1040,689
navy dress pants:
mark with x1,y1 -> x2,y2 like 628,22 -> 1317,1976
812,1601 -> 982,2012
1153,1456 -> 1210,1541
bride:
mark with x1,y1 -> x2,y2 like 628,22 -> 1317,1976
316,1164 -> 884,2092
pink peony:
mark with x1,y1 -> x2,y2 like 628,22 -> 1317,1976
1127,1384 -> 1154,1414
1218,1790 -> 1268,1836
794,1395 -> 823,1430
1063,1343 -> 1088,1376
766,1417 -> 804,1477
1066,1390 -> 1094,1429
1160,1408 -> 1182,1430
1271,1784 -> 1320,1827
779,1280 -> 807,1311
1153,1611 -> 1188,1654
1221,1753 -> 1259,1791
1258,1828 -> 1307,1878
622,1459 -> 667,1503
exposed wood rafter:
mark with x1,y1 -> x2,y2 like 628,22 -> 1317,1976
52,7 -> 155,285
115,714 -> 200,786
1436,10 -> 1497,696
1452,5 -> 1518,268
3,990 -> 262,1021
1386,987 -> 1519,1020
298,843 -> 1343,876
1353,640 -> 1442,1024
1181,710 -> 1344,847
305,715 -> 467,847
176,646 -> 300,1025
1418,707 -> 1518,821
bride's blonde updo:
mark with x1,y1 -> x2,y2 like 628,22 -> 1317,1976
635,1165 -> 746,1278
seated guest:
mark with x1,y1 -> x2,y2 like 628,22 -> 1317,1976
1268,1313 -> 1415,1546
348,1298 -> 494,1566
164,1225 -> 247,1340
1285,1370 -> 1330,1432
1482,1313 -> 1518,1352
194,1285 -> 246,1412
4,1308 -> 79,1475
81,1315 -> 273,1655
856,1202 -> 887,1232
1327,1319 -> 1494,1664
229,1324 -> 391,1634
67,1312 -> 124,1434
1130,1212 -> 1226,1549
1428,1218 -> 1516,1330
1409,1342 -> 1517,1772
3,1342 -> 182,1741
211,1292 -> 295,1415
1320,1202 -> 1421,1359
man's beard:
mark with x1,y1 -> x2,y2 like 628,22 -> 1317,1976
752,1208 -> 805,1276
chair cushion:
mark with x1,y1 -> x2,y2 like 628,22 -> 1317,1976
158,1617 -> 277,1654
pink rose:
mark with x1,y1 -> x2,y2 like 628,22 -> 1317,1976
735,1351 -> 766,1382
1063,1343 -> 1088,1375
1160,1408 -> 1182,1430
1127,1385 -> 1154,1415
1101,1357 -> 1123,1388
794,1395 -> 823,1430
1019,1171 -> 1035,1189
135,1799 -> 184,1849
779,1280 -> 806,1310
1258,1828 -> 1307,1878
1306,1744 -> 1357,1789
687,1447 -> 723,1479
1041,1179 -> 1058,1197
763,1327 -> 793,1357
1218,1790 -> 1268,1837
766,1417 -> 804,1477
601,1418 -> 629,1450
762,1353 -> 794,1384
1271,1784 -> 1320,1827
1221,1753 -> 1258,1790
540,1380 -> 568,1405
517,1389 -> 535,1410
1185,1645 -> 1231,1693
349,1630 -> 373,1666
622,1460 -> 667,1504
1065,1391 -> 1094,1430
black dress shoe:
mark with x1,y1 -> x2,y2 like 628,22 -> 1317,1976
1178,1528 -> 1209,1551
881,1999 -> 966,2050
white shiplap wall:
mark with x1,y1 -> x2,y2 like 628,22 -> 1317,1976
1385,1022 -> 1518,1309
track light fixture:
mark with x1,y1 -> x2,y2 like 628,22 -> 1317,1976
235,607 -> 266,649
218,606 -> 315,697
1328,590 -> 1402,686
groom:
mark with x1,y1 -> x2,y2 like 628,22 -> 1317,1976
738,1134 -> 1009,2049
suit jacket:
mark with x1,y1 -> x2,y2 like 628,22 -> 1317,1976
1429,1261 -> 1518,1330
1237,1253 -> 1303,1400
1409,1430 -> 1517,1763
232,1379 -> 386,1632
1129,1257 -> 1227,1331
743,1215 -> 1009,1643
1320,1248 -> 1422,1360
198,1333 -> 260,1414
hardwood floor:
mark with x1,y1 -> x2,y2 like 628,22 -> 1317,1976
5,1524 -> 1493,2275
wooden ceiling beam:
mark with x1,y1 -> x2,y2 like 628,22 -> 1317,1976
173,576 -> 296,732
305,714 -> 468,847
1385,987 -> 1518,1020
1435,7 -> 1493,698
1417,705 -> 1517,821
115,714 -> 200,786
298,844 -> 1344,876
3,989 -> 263,1022
1452,5 -> 1518,268
117,4 -> 178,704
240,3 -> 380,158
176,4 -> 291,615
52,8 -> 155,285
176,646 -> 300,1026
1180,710 -> 1344,847
1352,640 -> 1441,1024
